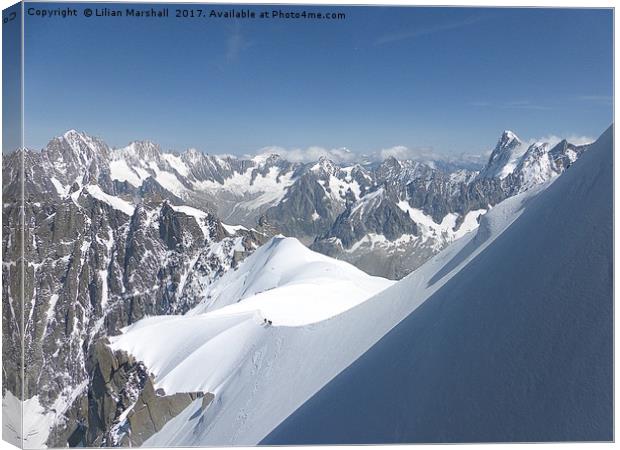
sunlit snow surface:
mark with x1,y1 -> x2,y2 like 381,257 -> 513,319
192,164 -> 295,211
85,185 -> 135,216
187,237 -> 394,323
109,238 -> 395,396
397,200 -> 486,241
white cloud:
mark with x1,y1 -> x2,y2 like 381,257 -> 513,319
469,100 -> 551,110
501,100 -> 551,111
240,133 -> 594,168
254,146 -> 357,164
372,145 -> 472,162
578,95 -> 612,105
252,144 -> 487,169
526,134 -> 594,148
378,145 -> 411,160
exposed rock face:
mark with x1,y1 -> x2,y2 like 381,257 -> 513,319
2,149 -> 24,413
2,134 -> 267,446
46,340 -> 213,447
325,188 -> 418,249
261,172 -> 345,244
548,139 -> 587,170
311,131 -> 590,278
126,387 -> 212,447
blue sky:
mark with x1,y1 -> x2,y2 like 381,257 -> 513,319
22,4 -> 613,156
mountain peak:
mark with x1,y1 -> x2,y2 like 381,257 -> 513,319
310,156 -> 338,176
62,129 -> 82,139
378,156 -> 403,172
477,130 -> 525,179
527,141 -> 548,151
121,140 -> 161,160
48,129 -> 109,162
252,152 -> 282,166
317,155 -> 337,167
498,130 -> 522,148
61,129 -> 95,147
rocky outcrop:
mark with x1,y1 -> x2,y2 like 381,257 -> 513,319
47,340 -> 212,447
323,188 -> 418,249
125,384 -> 211,447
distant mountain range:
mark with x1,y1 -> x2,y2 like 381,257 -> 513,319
8,128 -> 589,279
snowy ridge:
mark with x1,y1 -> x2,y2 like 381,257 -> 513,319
85,185 -> 135,216
109,236 -> 394,434
186,236 -> 394,322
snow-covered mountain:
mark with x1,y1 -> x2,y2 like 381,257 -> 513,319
1,127 -> 597,447
98,125 -> 611,446
478,130 -> 524,179
479,130 -> 588,186
185,236 -> 393,323
310,130 -> 589,278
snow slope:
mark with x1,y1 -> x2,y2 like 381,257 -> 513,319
2,383 -> 88,449
264,126 -> 613,443
193,163 -> 295,211
109,236 -> 393,402
85,185 -> 135,216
